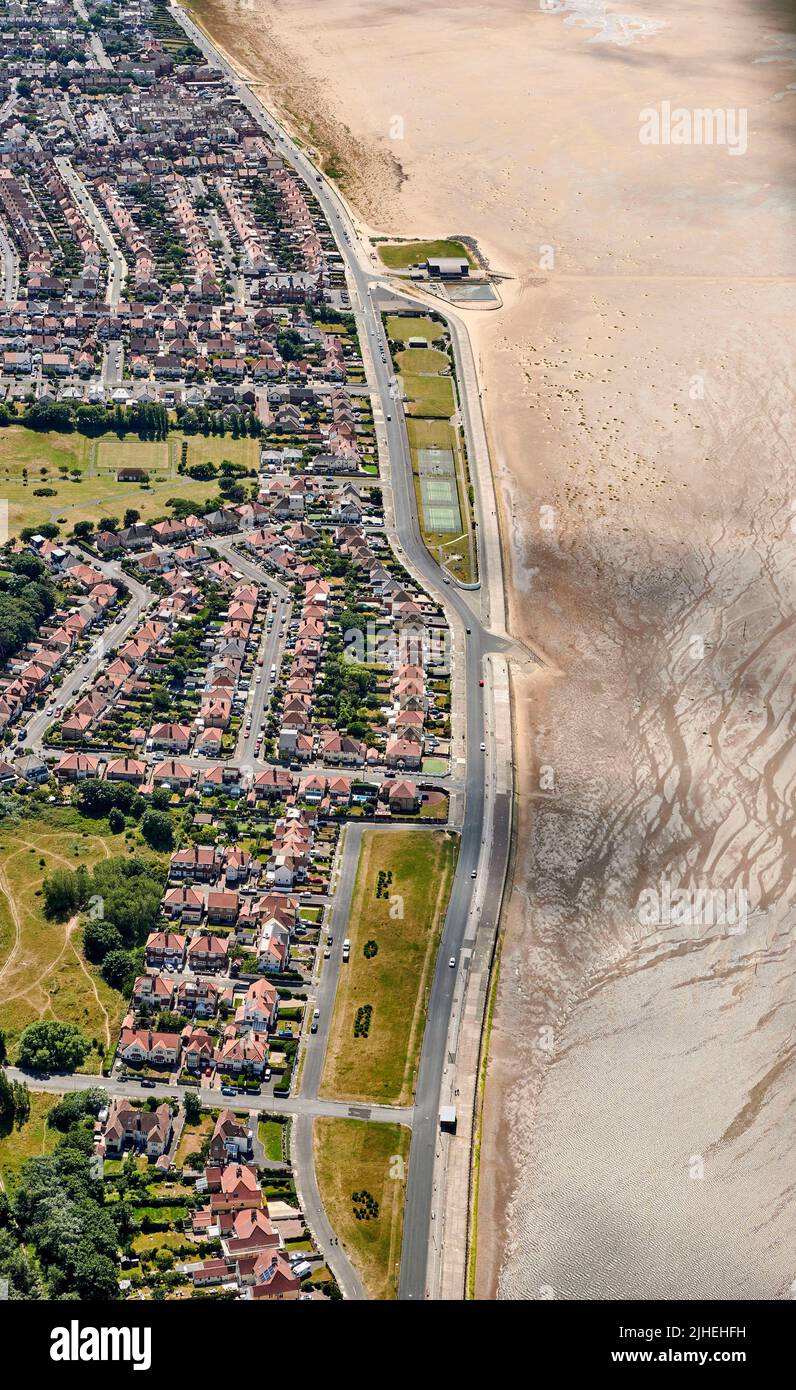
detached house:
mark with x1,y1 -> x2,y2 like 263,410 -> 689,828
118,1021 -> 181,1068
103,1097 -> 173,1159
208,1109 -> 253,1165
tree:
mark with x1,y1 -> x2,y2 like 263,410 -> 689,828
82,918 -> 123,964
16,1021 -> 89,1073
183,1091 -> 201,1125
100,949 -> 135,993
0,1069 -> 15,1126
42,869 -> 82,921
47,1089 -> 107,1132
123,508 -> 140,528
107,806 -> 125,834
140,810 -> 174,852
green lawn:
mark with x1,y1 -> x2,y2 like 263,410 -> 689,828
313,1118 -> 410,1300
377,239 -> 474,270
395,347 -> 449,375
401,371 -> 456,420
258,1119 -> 285,1164
320,828 -> 459,1105
385,315 -> 446,344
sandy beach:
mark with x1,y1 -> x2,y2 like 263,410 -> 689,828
185,0 -> 796,1298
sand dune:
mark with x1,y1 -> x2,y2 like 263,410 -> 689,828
187,0 -> 796,1298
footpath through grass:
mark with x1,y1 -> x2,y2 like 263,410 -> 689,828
320,828 -> 458,1106
0,806 -> 132,1066
313,1117 -> 410,1299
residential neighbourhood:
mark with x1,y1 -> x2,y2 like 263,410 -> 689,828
0,0 -> 508,1319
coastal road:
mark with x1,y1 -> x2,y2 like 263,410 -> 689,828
171,2 -> 513,1302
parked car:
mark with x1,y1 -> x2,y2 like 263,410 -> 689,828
221,1084 -> 237,1096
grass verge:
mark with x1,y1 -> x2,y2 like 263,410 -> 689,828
313,1117 -> 409,1299
320,828 -> 458,1105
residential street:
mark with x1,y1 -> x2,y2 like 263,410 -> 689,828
172,2 -> 516,1302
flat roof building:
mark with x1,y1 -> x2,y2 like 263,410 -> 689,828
426,257 -> 469,278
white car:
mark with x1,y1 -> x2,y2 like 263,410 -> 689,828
449,957 -> 456,968
480,742 -> 486,752
471,869 -> 477,879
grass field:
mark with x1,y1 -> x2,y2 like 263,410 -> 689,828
399,357 -> 456,420
313,1117 -> 409,1300
0,808 -> 135,1067
320,828 -> 458,1105
406,417 -> 457,452
396,346 -> 450,376
0,427 -> 257,536
0,1090 -> 62,1193
376,239 -> 474,270
385,315 -> 446,344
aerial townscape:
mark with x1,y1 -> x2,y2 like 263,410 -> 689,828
0,0 -> 792,1336
0,0 -> 510,1307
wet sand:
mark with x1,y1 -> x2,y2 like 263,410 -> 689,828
186,0 -> 796,1298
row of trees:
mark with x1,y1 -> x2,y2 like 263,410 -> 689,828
0,399 -> 169,441
0,552 -> 57,665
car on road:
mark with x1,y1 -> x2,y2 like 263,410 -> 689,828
386,413 -> 392,421
443,575 -> 450,585
480,741 -> 486,751
479,679 -> 484,687
140,1078 -> 156,1088
324,947 -> 331,959
471,869 -> 477,878
327,933 -> 333,946
221,1085 -> 237,1097
264,1068 -> 272,1082
449,957 -> 456,968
